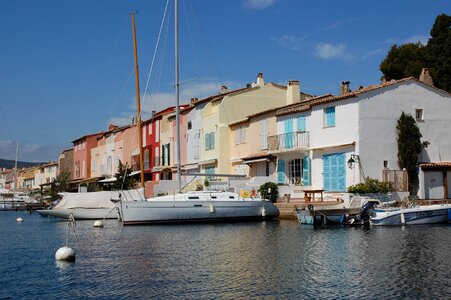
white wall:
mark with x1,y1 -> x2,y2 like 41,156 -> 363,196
359,82 -> 451,182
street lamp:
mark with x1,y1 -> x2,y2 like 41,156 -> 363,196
347,154 -> 360,169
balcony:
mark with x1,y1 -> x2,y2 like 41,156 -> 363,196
268,131 -> 309,151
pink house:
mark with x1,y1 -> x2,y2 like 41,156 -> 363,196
71,132 -> 102,180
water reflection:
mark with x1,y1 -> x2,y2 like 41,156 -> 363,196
0,212 -> 450,299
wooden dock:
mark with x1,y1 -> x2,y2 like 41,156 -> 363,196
275,200 -> 348,219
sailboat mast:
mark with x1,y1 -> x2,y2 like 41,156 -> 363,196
130,13 -> 145,188
13,142 -> 18,193
175,0 -> 181,193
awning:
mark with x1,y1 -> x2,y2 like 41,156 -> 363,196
128,170 -> 141,176
242,154 -> 275,165
243,158 -> 270,164
199,159 -> 218,166
98,177 -> 117,183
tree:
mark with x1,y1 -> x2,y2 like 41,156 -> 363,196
396,112 -> 429,195
380,43 -> 427,80
427,14 -> 451,92
258,182 -> 278,203
379,14 -> 451,92
112,160 -> 137,190
49,170 -> 72,200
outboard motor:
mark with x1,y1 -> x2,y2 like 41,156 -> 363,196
358,201 -> 377,223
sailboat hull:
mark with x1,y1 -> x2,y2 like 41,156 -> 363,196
119,199 -> 279,225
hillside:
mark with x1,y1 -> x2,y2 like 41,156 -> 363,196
0,158 -> 45,169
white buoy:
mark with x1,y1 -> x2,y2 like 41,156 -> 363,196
55,246 -> 75,262
16,217 -> 24,222
209,203 -> 215,214
93,220 -> 104,227
261,207 -> 266,217
400,213 -> 405,225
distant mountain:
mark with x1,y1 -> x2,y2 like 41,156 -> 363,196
0,158 -> 46,169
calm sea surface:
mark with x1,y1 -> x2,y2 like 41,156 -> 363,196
0,211 -> 450,299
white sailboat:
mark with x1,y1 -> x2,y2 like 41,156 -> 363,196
117,2 -> 279,225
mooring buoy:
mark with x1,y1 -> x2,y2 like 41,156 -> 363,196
93,220 -> 104,227
16,217 -> 24,222
55,246 -> 75,262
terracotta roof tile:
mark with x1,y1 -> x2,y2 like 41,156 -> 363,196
420,162 -> 451,169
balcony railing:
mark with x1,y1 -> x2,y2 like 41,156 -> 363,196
268,131 -> 309,151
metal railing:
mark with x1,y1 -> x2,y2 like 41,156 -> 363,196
268,131 -> 309,151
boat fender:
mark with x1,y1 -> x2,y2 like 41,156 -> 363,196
209,203 -> 215,214
55,246 -> 75,262
261,207 -> 266,217
400,213 -> 405,225
307,204 -> 314,211
16,217 -> 24,223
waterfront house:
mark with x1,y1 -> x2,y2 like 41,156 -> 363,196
184,73 -> 312,180
58,148 -> 74,179
71,132 -> 102,191
238,71 -> 451,200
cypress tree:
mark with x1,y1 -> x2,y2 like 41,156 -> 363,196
397,112 -> 429,195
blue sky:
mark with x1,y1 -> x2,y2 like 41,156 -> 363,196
0,0 -> 449,162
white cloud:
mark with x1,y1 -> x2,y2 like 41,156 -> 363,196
270,35 -> 307,51
242,0 -> 275,10
108,80 -> 226,126
316,43 -> 347,59
361,48 -> 384,60
403,34 -> 429,45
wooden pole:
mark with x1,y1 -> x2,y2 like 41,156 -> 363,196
130,13 -> 145,188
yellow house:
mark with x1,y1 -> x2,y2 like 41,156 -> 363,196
196,73 -> 311,179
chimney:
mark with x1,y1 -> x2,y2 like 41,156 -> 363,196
190,97 -> 198,105
256,72 -> 264,87
419,68 -> 434,86
108,124 -> 118,131
286,80 -> 301,105
340,81 -> 350,95
220,86 -> 228,94
151,110 -> 156,117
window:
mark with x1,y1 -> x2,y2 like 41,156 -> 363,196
205,132 -> 215,150
187,121 -> 192,130
289,158 -> 303,185
260,119 -> 268,149
205,166 -> 215,180
324,106 -> 336,127
155,120 -> 160,142
415,109 -> 424,121
235,126 -> 246,145
144,149 -> 150,170
92,159 -> 96,171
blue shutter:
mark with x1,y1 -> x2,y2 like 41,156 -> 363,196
337,153 -> 346,191
211,132 -> 215,149
297,116 -> 306,131
284,119 -> 293,148
303,156 -> 311,186
277,159 -> 285,184
326,107 -> 335,127
323,154 -> 331,191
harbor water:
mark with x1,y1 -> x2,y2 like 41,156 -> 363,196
1,211 -> 450,299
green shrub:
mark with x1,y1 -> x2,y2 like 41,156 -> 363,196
259,182 -> 279,202
348,177 -> 392,193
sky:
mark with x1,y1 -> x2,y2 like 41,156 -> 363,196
0,0 -> 449,162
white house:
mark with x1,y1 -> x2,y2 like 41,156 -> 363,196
271,72 -> 451,200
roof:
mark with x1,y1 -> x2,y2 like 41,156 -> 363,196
277,77 -> 450,117
71,132 -> 102,143
420,162 -> 451,170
